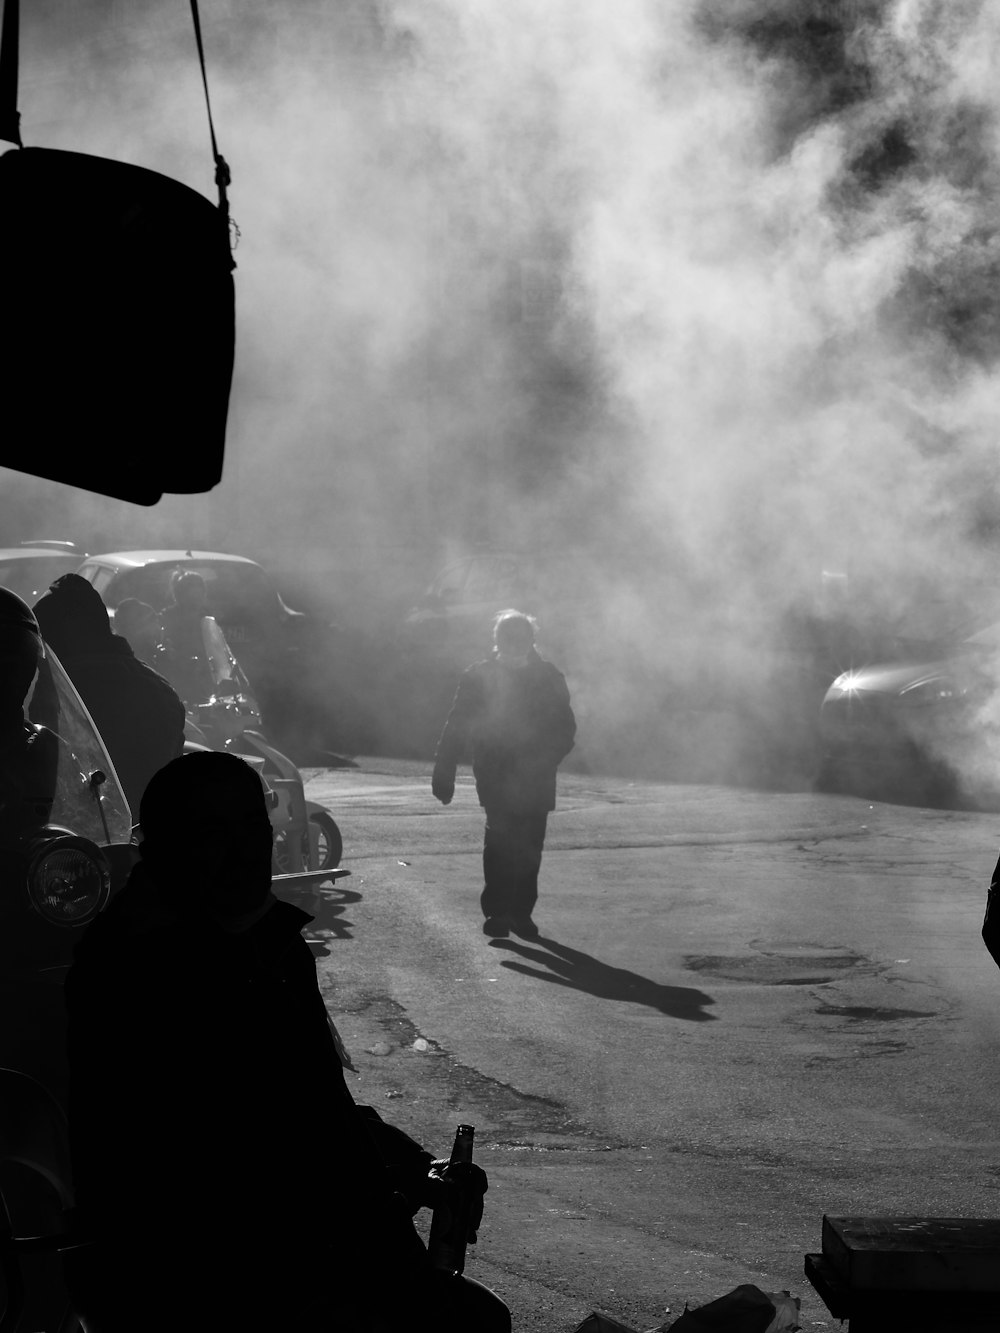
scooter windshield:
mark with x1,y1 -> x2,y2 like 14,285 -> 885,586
201,615 -> 256,701
201,615 -> 240,688
24,648 -> 133,845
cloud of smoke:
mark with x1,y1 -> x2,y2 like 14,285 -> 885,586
4,0 -> 1000,781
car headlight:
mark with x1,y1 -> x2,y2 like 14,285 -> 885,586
829,671 -> 863,694
25,830 -> 111,927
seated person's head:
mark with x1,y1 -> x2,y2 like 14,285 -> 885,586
169,571 -> 208,613
33,574 -> 112,663
0,588 -> 43,715
139,751 -> 273,921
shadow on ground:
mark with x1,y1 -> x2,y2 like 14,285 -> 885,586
274,881 -> 363,954
491,934 -> 717,1020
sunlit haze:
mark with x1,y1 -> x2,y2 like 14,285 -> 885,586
3,0 -> 999,779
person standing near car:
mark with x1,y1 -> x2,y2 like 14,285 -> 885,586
432,609 -> 576,938
33,574 -> 185,814
158,569 -> 217,705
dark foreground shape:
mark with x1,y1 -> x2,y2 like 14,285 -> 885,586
64,751 -> 510,1331
806,1216 -> 1000,1333
0,147 -> 234,504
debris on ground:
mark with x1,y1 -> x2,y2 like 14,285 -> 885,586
571,1286 -> 801,1333
666,1285 -> 801,1332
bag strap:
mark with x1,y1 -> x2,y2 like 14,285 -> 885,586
0,0 -> 22,148
0,0 -> 234,255
189,0 -> 236,265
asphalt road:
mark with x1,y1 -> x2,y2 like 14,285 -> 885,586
298,760 -> 1000,1332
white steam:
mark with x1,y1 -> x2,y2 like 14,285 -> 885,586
3,0 -> 999,780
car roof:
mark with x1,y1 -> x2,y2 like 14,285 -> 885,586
0,547 -> 84,560
80,550 -> 260,570
17,539 -> 85,551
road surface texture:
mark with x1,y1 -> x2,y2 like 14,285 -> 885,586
299,759 -> 1000,1332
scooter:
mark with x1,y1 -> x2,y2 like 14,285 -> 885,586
179,616 -> 343,874
13,642 -> 138,990
0,646 -> 139,1329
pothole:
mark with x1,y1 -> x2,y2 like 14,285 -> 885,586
330,990 -> 637,1152
684,943 -> 872,986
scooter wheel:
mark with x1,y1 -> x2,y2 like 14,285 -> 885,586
308,810 -> 343,870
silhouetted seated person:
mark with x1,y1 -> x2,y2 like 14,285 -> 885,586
64,750 -> 511,1331
158,569 -> 222,705
33,574 -> 186,815
0,588 -> 58,843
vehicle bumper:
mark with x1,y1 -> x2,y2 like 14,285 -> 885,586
271,867 -> 350,908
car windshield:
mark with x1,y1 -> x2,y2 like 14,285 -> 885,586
109,560 -> 281,623
24,648 -> 132,844
0,555 -> 81,605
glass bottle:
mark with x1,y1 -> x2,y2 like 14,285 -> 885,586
427,1123 -> 476,1275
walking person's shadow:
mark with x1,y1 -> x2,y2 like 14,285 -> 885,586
490,934 -> 717,1021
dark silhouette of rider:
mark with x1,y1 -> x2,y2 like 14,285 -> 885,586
33,574 -> 186,815
64,750 -> 511,1331
159,569 -> 245,706
159,569 -> 209,659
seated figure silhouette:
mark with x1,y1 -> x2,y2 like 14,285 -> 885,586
33,574 -> 185,815
64,749 -> 510,1331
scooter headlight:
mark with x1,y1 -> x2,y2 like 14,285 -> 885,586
25,831 -> 111,927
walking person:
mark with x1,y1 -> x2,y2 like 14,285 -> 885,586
432,609 -> 576,939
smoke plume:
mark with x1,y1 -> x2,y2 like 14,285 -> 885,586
3,1 -> 999,780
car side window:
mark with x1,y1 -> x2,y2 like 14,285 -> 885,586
79,564 -> 116,596
432,562 -> 469,602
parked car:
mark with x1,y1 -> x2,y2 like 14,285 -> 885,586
72,549 -> 326,746
397,549 -> 587,666
0,539 -> 88,604
74,549 -> 304,650
817,616 -> 1000,806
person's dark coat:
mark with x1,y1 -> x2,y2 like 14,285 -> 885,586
64,863 -> 428,1325
33,575 -> 185,813
159,600 -> 207,663
434,648 -> 576,812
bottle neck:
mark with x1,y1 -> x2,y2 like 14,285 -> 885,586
450,1125 -> 474,1165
